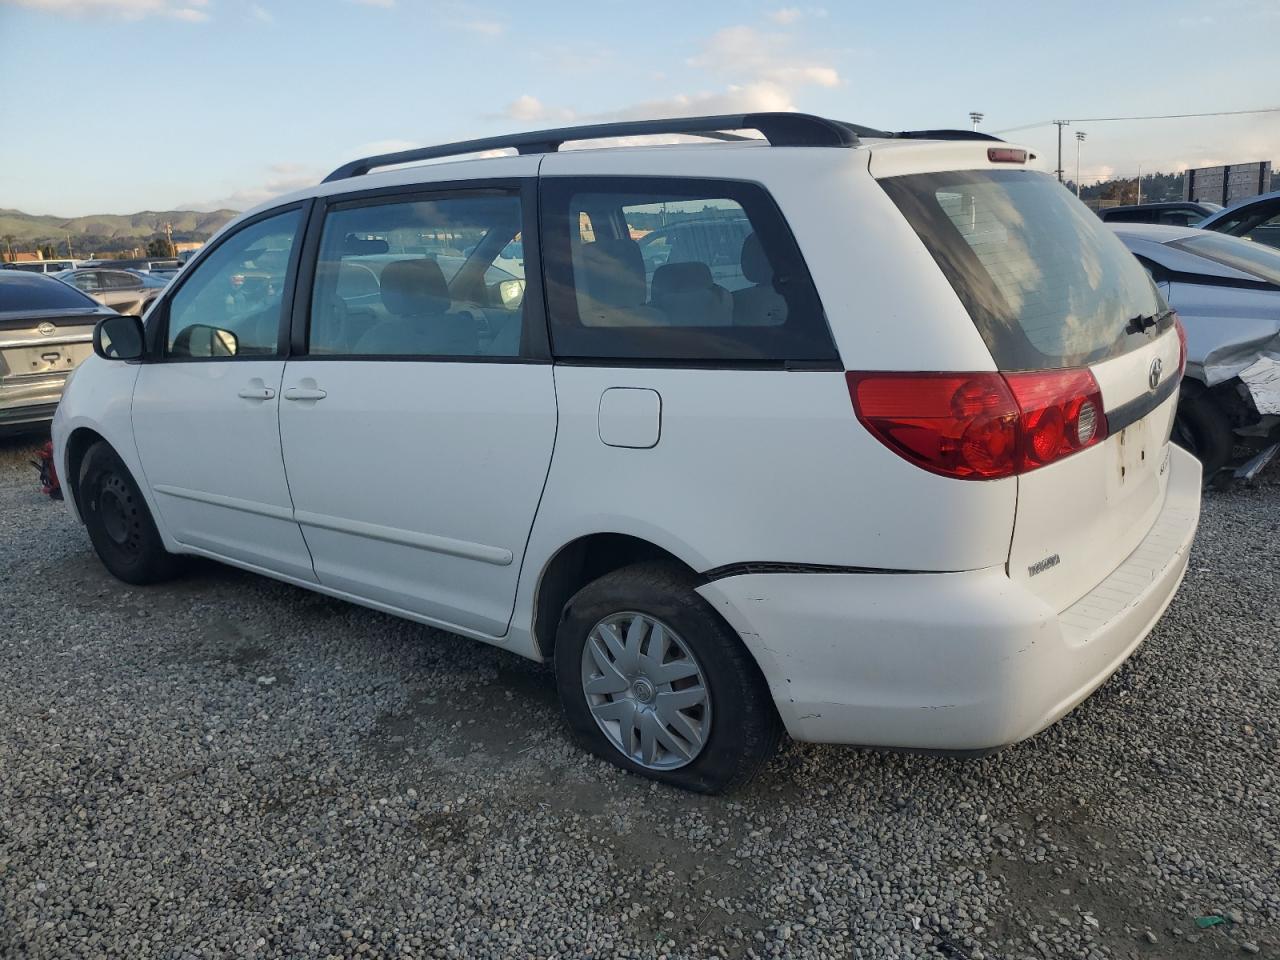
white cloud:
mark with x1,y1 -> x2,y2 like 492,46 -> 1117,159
501,22 -> 842,135
690,25 -> 841,89
768,7 -> 802,24
248,2 -> 271,22
3,0 -> 211,20
457,17 -> 504,36
499,95 -> 575,124
347,0 -> 393,6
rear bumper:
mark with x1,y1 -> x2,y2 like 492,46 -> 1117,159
696,444 -> 1202,750
0,372 -> 68,431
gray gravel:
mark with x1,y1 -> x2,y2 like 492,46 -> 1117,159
1,433 -> 1277,960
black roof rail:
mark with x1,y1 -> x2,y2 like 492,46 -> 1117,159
892,129 -> 1005,142
322,112 -> 860,183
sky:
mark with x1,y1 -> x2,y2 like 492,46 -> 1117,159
1,0 -> 1278,218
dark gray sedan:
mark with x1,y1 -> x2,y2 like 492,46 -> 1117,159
0,271 -> 114,433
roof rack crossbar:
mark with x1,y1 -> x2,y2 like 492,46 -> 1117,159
322,112 -> 859,183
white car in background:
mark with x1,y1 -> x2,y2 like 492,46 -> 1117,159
53,113 -> 1200,792
1110,223 -> 1280,477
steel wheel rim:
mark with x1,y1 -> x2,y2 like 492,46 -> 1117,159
97,473 -> 140,555
580,611 -> 711,771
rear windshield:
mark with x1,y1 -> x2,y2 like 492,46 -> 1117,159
1171,232 -> 1280,286
0,273 -> 99,312
881,169 -> 1168,370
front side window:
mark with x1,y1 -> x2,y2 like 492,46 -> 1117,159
308,192 -> 525,358
165,209 -> 301,358
102,271 -> 141,290
71,272 -> 101,292
541,177 -> 837,363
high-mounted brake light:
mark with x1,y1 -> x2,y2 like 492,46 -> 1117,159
847,369 -> 1108,480
987,147 -> 1027,164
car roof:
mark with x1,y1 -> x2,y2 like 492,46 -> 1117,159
1105,222 -> 1206,243
1103,202 -> 1207,213
1200,188 -> 1280,226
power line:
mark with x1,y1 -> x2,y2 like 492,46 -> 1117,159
994,105 -> 1280,134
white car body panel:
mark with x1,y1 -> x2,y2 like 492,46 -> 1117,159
132,359 -> 317,582
53,132 -> 1202,753
277,359 -> 557,637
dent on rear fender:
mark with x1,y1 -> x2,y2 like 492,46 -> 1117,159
1196,326 -> 1280,388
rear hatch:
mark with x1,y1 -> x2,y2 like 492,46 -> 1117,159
0,274 -> 108,401
878,160 -> 1182,611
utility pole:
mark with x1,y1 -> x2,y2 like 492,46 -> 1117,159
66,233 -> 74,259
1075,132 -> 1087,198
1136,164 -> 1143,206
1053,120 -> 1069,183
164,222 -> 174,258
969,111 -> 984,131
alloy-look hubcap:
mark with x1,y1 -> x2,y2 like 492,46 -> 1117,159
579,612 -> 711,771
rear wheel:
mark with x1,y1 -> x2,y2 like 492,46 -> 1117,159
79,441 -> 181,584
554,562 -> 782,793
1172,392 -> 1233,479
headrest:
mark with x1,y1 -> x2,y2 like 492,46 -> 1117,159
651,261 -> 714,300
380,259 -> 448,316
740,233 -> 772,284
579,239 -> 647,307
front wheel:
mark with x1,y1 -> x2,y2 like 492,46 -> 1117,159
79,441 -> 181,584
554,562 -> 782,793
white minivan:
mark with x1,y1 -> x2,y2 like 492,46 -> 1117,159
53,113 -> 1201,792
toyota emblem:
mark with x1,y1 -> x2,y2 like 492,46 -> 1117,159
1148,357 -> 1163,391
37,321 -> 56,336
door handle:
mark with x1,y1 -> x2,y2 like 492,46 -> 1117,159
237,382 -> 276,401
283,386 -> 327,401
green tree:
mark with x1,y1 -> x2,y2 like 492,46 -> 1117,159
146,237 -> 172,258
38,243 -> 57,260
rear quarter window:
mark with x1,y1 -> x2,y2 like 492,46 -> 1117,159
541,176 -> 838,364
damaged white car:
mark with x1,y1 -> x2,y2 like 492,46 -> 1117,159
1111,223 -> 1280,478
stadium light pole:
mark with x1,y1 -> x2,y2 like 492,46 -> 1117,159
1075,131 -> 1087,198
969,111 -> 984,130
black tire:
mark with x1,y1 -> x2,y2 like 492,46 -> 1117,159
554,561 -> 782,793
78,441 -> 181,584
1172,392 -> 1233,479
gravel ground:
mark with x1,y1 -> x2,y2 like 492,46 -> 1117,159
1,433 -> 1277,960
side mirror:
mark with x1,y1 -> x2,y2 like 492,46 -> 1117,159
93,314 -> 145,360
497,278 -> 525,309
172,323 -> 239,358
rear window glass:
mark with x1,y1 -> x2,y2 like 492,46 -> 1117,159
541,177 -> 838,364
0,273 -> 98,312
881,169 -> 1167,369
1172,232 -> 1280,286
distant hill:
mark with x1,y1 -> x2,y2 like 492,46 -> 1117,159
0,207 -> 237,256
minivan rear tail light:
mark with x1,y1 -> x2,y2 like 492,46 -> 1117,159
987,147 -> 1028,164
846,369 -> 1108,480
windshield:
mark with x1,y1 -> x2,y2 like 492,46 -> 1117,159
1173,232 -> 1280,286
881,169 -> 1168,370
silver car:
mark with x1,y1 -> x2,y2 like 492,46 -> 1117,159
0,271 -> 115,432
1197,189 -> 1280,250
53,268 -> 167,317
1111,223 -> 1280,476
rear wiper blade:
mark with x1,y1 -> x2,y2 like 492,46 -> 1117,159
1125,309 -> 1172,336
